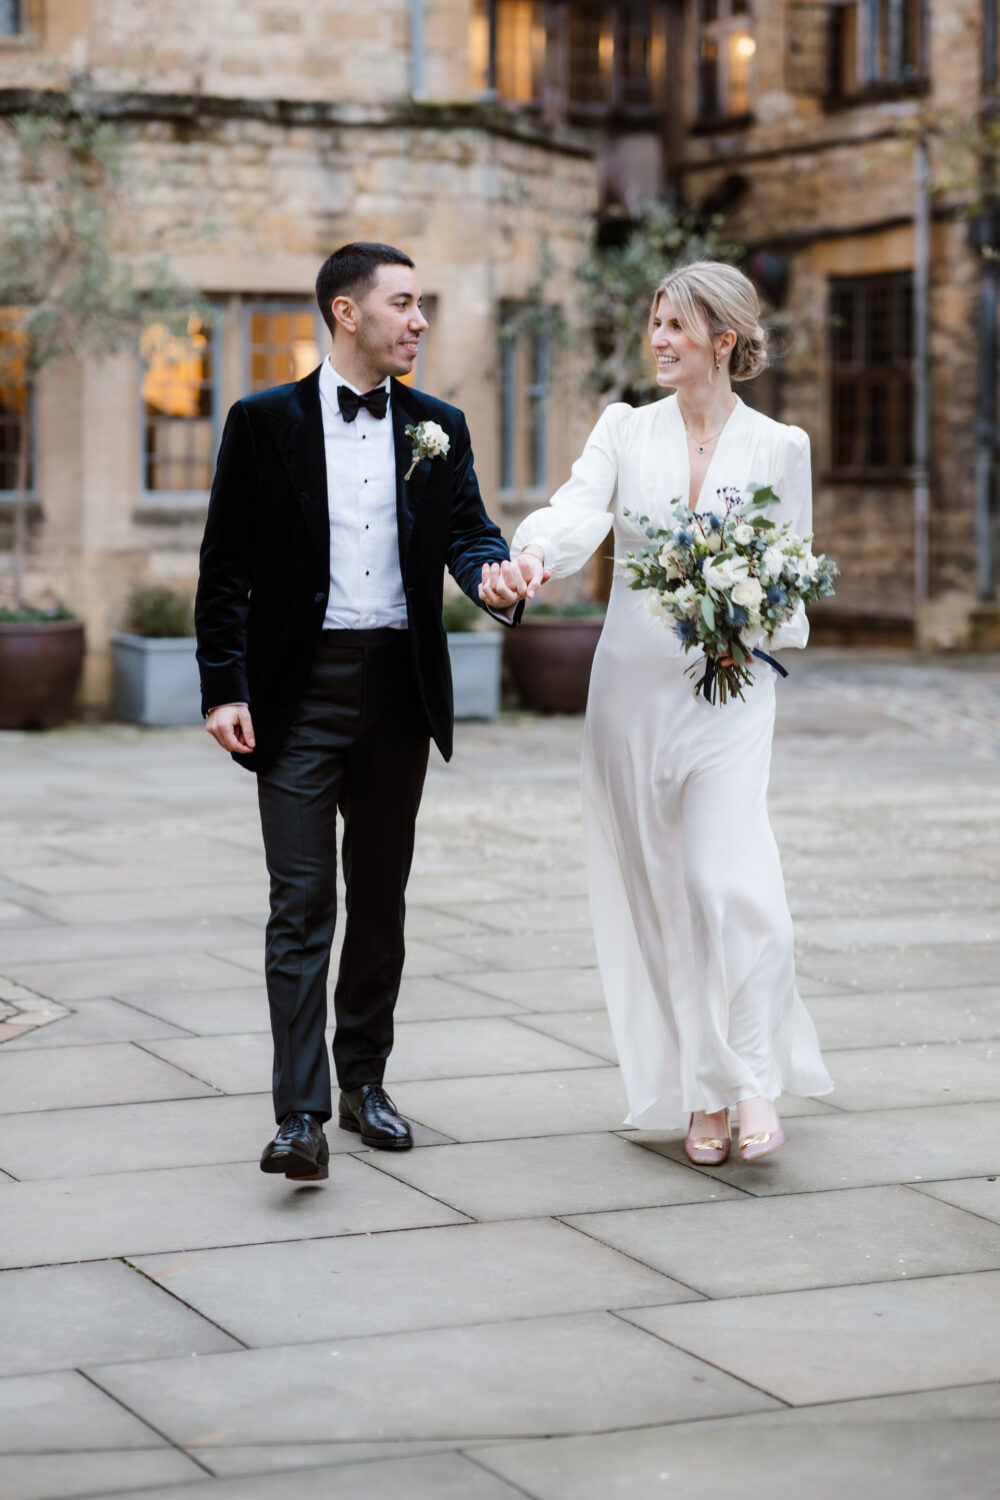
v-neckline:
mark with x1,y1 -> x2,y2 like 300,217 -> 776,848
676,394 -> 742,513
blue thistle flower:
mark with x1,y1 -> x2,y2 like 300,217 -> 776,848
727,603 -> 749,627
676,619 -> 698,644
766,584 -> 788,608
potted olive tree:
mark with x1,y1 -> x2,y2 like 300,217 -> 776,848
112,585 -> 201,726
443,594 -> 503,720
0,106 -> 201,728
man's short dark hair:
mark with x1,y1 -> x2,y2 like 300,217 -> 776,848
315,242 -> 415,334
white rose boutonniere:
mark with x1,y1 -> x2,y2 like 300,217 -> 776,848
404,420 -> 450,481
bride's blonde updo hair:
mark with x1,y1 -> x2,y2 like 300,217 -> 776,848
651,260 -> 768,382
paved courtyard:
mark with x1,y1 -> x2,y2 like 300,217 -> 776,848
1,649 -> 999,1500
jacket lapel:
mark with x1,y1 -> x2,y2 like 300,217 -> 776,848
262,366 -> 329,568
391,379 -> 429,572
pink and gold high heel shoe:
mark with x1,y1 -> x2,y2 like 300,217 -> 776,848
684,1113 -> 731,1165
738,1124 -> 786,1162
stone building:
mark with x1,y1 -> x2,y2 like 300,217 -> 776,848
1,0 -> 997,704
467,0 -> 999,643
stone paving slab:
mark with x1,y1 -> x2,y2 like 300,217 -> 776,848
86,1311 -> 777,1446
565,1184 -> 1000,1296
914,1175 -> 1000,1225
796,941 -> 1000,992
78,1452 -> 526,1500
363,1132 -> 743,1219
0,1451 -> 204,1500
390,1066 -> 627,1140
451,966 -> 605,1011
0,1041 -> 217,1114
620,1270 -> 1000,1404
0,1368 -> 169,1452
806,987 -> 1000,1049
637,1101 -> 1000,1194
825,1039 -> 1000,1110
0,1094 -> 450,1183
0,1261 -> 241,1377
4,953 -> 260,1003
0,997 -> 191,1050
0,1157 -> 467,1269
0,916 -> 256,968
475,1392 -> 1000,1500
129,1218 -> 694,1346
141,1017 -> 604,1095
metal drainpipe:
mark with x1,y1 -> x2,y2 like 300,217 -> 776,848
410,0 -> 425,100
975,258 -> 998,601
976,0 -> 998,601
913,136 -> 931,606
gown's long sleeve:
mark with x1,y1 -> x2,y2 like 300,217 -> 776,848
510,403 -> 625,577
768,425 -> 812,651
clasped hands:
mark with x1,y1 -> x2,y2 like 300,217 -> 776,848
479,546 -> 549,610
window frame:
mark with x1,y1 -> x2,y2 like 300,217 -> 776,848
0,377 -> 35,503
137,314 -> 222,506
828,0 -> 930,103
694,0 -> 757,129
0,309 -> 35,502
241,300 -> 327,397
828,270 -> 915,481
0,0 -> 22,37
472,0 -> 669,124
499,304 -> 552,498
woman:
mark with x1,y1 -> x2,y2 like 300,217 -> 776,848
506,261 -> 832,1162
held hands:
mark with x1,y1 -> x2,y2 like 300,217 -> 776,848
478,548 -> 550,610
206,703 -> 256,754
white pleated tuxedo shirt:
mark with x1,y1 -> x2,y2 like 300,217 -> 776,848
318,357 -> 408,631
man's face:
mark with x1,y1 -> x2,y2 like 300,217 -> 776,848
354,265 -> 428,379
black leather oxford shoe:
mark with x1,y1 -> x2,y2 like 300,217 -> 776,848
339,1083 -> 413,1150
260,1111 -> 330,1179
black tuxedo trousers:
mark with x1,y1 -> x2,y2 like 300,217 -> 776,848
257,628 -> 429,1118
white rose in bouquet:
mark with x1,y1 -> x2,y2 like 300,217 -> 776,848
658,545 -> 682,580
703,526 -> 724,552
733,522 -> 755,545
703,556 -> 748,592
759,546 -> 785,583
671,582 -> 700,615
732,576 -> 764,610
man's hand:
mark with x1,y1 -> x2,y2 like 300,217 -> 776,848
206,703 -> 256,754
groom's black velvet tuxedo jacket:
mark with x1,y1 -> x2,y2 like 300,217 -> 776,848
195,367 -> 519,772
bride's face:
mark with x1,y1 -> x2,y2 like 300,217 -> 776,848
651,295 -> 715,390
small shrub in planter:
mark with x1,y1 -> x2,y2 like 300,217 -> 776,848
504,598 -> 607,714
111,585 -> 200,726
442,594 -> 502,720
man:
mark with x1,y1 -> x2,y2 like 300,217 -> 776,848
196,242 -> 547,1180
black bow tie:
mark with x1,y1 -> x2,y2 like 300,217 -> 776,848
338,384 -> 389,422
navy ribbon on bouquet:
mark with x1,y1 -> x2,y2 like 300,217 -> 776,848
701,648 -> 788,701
752,648 -> 789,678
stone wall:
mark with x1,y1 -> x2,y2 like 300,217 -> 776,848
678,0 -> 987,624
0,93 -> 597,704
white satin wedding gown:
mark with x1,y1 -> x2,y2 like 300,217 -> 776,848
512,394 -> 833,1128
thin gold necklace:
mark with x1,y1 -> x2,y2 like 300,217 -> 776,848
681,398 -> 737,453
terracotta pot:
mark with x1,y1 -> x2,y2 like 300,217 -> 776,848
504,615 -> 605,714
0,618 -> 86,729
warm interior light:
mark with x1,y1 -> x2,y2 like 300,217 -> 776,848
735,33 -> 757,58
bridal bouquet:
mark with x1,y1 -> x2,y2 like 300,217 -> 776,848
620,485 -> 838,705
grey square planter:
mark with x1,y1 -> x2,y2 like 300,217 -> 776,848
111,632 -> 202,726
447,631 -> 503,720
